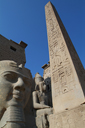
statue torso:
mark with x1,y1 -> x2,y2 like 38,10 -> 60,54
37,91 -> 48,105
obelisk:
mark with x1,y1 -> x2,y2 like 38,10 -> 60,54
45,1 -> 85,114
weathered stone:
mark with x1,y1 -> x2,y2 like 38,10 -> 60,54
45,1 -> 85,113
0,60 -> 32,128
33,73 -> 53,128
0,1 -> 85,128
0,34 -> 27,66
49,104 -> 85,128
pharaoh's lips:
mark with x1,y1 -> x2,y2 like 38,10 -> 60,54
13,91 -> 23,100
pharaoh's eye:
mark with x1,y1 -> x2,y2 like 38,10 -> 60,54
4,72 -> 18,82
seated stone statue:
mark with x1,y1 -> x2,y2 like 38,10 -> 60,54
33,73 -> 53,128
0,60 -> 32,128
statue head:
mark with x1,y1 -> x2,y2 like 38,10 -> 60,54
35,73 -> 47,93
0,60 -> 32,118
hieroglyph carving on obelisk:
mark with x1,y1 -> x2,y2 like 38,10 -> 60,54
45,1 -> 85,113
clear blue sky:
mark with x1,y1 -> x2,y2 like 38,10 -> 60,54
0,0 -> 85,77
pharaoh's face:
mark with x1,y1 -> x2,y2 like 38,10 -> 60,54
0,61 -> 31,114
38,81 -> 47,92
42,81 -> 47,92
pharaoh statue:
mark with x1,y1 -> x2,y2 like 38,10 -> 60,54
0,60 -> 32,128
33,73 -> 53,128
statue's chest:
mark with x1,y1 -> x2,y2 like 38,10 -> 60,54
38,92 -> 47,103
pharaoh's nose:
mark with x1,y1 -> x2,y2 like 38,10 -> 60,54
14,77 -> 25,91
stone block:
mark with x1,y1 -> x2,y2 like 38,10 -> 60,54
49,104 -> 85,128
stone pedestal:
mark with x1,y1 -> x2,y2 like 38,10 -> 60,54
49,104 -> 85,128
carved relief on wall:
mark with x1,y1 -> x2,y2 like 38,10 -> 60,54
58,67 -> 67,86
62,50 -> 69,64
65,64 -> 73,83
46,7 -> 62,42
49,40 -> 68,60
48,27 -> 62,42
49,40 -> 59,56
50,55 -> 62,72
58,67 -> 68,94
59,41 -> 69,65
50,57 -> 56,71
51,62 -> 75,97
49,45 -> 54,56
50,53 -> 64,72
48,19 -> 54,31
52,71 -> 60,97
52,70 -> 58,83
52,28 -> 61,38
45,1 -> 82,99
48,28 -> 76,97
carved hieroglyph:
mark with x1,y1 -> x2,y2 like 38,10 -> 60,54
45,2 -> 85,113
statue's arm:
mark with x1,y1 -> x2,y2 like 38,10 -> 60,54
32,91 -> 50,109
